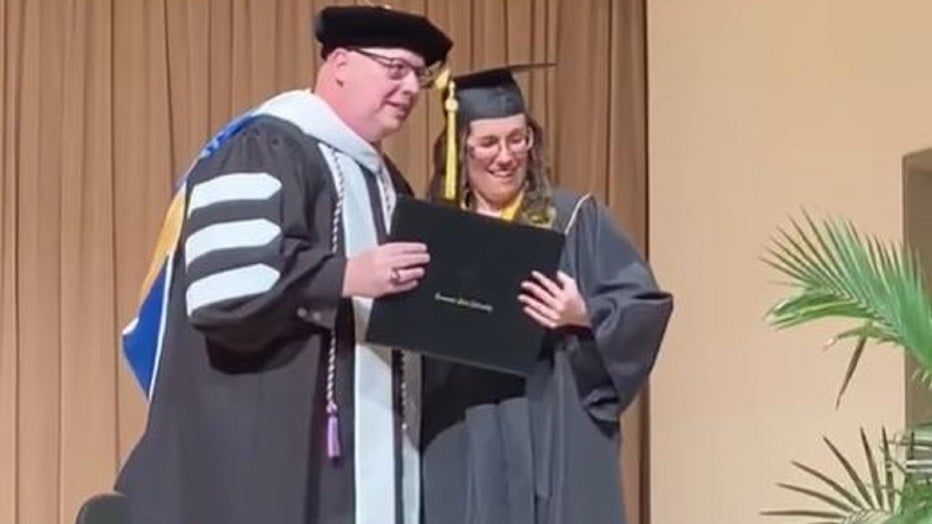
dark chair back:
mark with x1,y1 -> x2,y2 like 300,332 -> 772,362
74,493 -> 129,524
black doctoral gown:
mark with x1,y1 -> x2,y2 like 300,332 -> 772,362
116,95 -> 413,524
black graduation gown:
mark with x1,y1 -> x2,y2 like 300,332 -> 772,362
421,190 -> 673,524
115,114 -> 413,524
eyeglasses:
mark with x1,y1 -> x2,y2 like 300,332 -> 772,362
467,130 -> 534,160
350,48 -> 438,88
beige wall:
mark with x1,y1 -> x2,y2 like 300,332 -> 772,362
647,1 -> 932,522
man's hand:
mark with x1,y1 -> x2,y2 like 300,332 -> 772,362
342,242 -> 429,298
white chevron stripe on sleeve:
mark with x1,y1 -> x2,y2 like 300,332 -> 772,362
184,218 -> 281,268
187,172 -> 282,216
185,263 -> 280,316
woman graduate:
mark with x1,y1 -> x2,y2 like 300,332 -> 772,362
420,66 -> 674,524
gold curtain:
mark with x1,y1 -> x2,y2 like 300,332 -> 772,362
0,1 -> 648,522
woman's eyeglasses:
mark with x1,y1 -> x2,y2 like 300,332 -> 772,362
467,130 -> 534,161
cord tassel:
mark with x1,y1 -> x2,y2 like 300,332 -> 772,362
326,402 -> 341,460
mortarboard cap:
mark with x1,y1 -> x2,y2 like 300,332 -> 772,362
314,5 -> 453,67
453,63 -> 554,126
452,64 -> 553,126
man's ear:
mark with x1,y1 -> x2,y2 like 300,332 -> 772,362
330,48 -> 350,85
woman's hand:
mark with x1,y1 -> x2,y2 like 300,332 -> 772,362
518,271 -> 590,329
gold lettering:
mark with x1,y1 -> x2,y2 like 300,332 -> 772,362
433,292 -> 494,313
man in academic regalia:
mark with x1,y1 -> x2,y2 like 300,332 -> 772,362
115,6 -> 452,524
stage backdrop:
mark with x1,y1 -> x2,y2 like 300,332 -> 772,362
649,0 -> 932,522
0,1 -> 650,523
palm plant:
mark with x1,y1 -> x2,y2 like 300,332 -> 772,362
760,428 -> 932,524
764,211 -> 932,403
761,212 -> 932,523
878,426 -> 932,523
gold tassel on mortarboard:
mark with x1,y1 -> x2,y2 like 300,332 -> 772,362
434,67 -> 458,203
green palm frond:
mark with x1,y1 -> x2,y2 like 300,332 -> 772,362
764,428 -> 932,524
763,430 -> 901,523
885,427 -> 932,524
763,211 -> 932,400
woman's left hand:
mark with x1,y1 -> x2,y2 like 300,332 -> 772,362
519,271 -> 590,329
